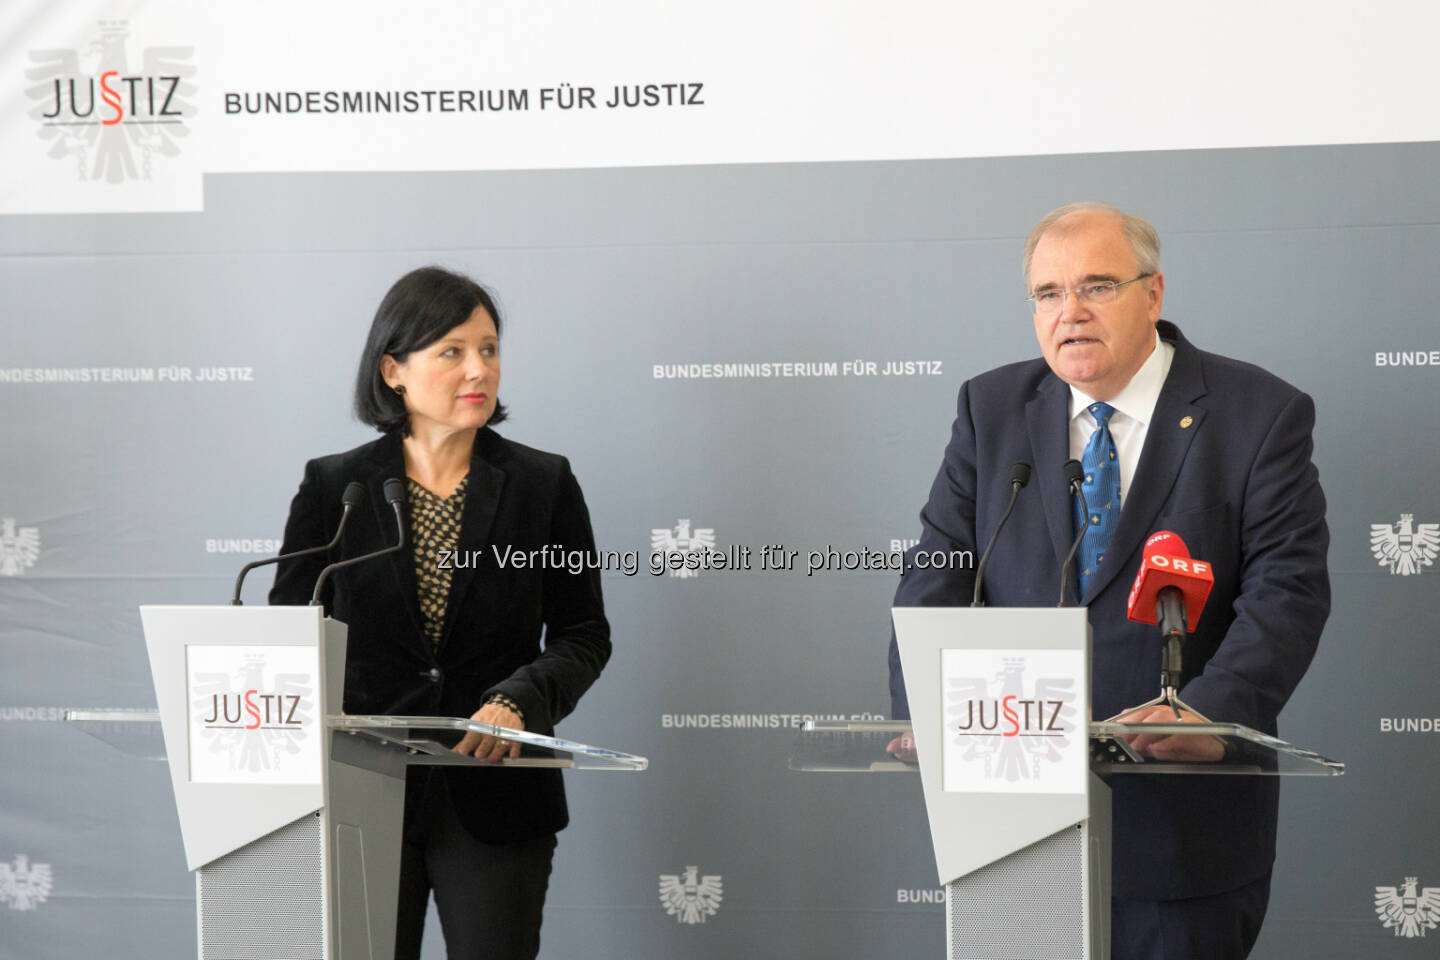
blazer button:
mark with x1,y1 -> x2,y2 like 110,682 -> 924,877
427,667 -> 442,682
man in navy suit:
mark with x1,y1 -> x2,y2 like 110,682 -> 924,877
887,203 -> 1329,958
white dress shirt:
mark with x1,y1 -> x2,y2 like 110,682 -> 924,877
1067,330 -> 1175,506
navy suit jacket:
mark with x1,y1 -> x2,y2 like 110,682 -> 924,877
270,427 -> 611,844
888,320 -> 1329,899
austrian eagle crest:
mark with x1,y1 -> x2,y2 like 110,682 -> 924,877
651,519 -> 716,579
1375,877 -> 1440,938
1,855 -> 54,911
659,865 -> 723,924
0,519 -> 41,576
1370,514 -> 1440,576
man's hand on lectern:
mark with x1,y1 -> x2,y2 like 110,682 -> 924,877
454,702 -> 524,763
1117,705 -> 1224,762
885,730 -> 918,764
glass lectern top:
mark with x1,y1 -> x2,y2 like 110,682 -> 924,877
789,720 -> 912,772
64,708 -> 167,760
65,709 -> 648,771
791,719 -> 1343,776
331,715 -> 648,770
1087,721 -> 1343,776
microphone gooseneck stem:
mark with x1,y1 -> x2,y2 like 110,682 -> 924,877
231,502 -> 355,605
972,478 -> 1024,607
1058,483 -> 1089,607
310,499 -> 406,609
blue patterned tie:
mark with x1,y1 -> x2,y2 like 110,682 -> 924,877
1074,402 -> 1121,599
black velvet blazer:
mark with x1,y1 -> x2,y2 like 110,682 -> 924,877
270,427 -> 611,842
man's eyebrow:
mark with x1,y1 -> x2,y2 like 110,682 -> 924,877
1032,273 -> 1121,293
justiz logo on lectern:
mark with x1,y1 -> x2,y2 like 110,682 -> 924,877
952,696 -> 1066,737
186,645 -> 321,785
941,651 -> 1085,795
200,689 -> 305,729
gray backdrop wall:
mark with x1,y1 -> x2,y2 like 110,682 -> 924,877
2,143 -> 1438,958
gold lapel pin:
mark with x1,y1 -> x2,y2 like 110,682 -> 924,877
1179,415 -> 1194,429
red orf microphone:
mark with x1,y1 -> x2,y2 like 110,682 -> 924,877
1125,530 -> 1214,638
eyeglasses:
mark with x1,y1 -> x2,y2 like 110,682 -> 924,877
1026,274 -> 1152,315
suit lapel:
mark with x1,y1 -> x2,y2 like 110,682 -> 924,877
1025,374 -> 1077,598
1083,322 -> 1208,603
439,430 -> 507,650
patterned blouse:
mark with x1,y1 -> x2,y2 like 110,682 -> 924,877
408,474 -> 468,652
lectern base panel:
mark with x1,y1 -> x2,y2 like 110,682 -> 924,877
190,745 -> 406,960
198,813 -> 326,960
946,819 -> 1108,960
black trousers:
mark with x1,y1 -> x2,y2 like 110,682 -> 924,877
395,774 -> 557,960
1111,869 -> 1273,960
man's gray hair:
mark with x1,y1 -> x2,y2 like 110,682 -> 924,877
1022,201 -> 1161,289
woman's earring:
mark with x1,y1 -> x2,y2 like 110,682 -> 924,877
393,385 -> 406,396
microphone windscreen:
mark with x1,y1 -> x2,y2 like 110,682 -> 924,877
1011,461 -> 1032,487
1142,529 -> 1189,559
1125,530 -> 1214,628
341,481 -> 366,508
1062,459 -> 1084,488
382,477 -> 406,505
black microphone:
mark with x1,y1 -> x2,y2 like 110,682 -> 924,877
1156,588 -> 1188,641
1057,459 -> 1088,607
232,481 -> 365,605
972,461 -> 1032,606
309,478 -> 407,610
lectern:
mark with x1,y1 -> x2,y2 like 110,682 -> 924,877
790,606 -> 1342,960
68,604 -> 646,960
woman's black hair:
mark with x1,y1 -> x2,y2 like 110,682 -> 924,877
353,266 -> 508,434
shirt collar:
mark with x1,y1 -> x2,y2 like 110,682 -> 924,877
1068,329 -> 1175,426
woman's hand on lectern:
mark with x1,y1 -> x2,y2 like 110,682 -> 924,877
454,702 -> 524,762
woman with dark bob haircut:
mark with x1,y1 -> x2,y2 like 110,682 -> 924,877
270,266 -> 611,960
